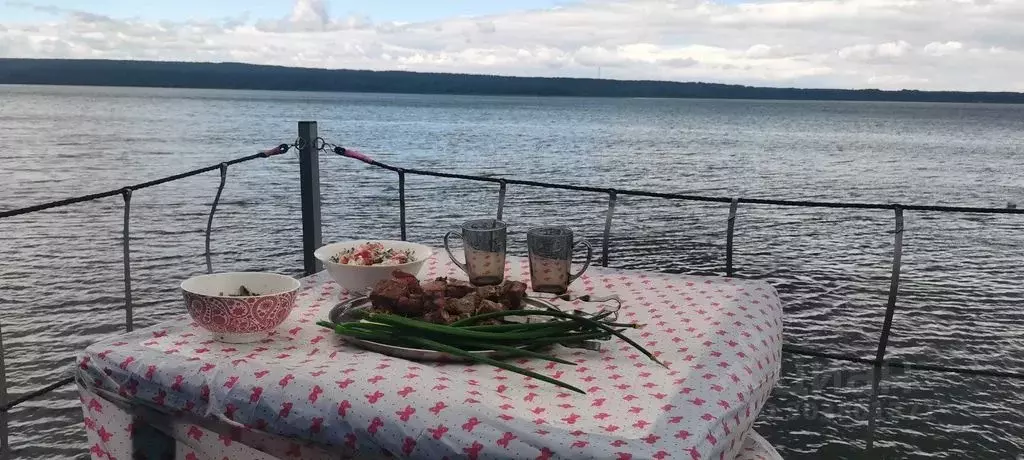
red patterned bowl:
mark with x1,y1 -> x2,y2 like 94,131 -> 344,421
181,272 -> 300,343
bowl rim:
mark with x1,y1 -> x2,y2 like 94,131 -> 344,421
314,240 -> 433,268
181,271 -> 301,299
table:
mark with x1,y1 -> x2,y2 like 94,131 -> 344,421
76,254 -> 784,460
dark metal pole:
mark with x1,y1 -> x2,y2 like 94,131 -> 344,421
875,206 -> 905,363
496,180 -> 507,221
298,121 -> 323,276
0,321 -> 8,458
398,170 -> 407,241
865,364 -> 883,452
601,191 -> 617,267
122,188 -> 134,333
205,163 -> 228,274
726,198 -> 739,277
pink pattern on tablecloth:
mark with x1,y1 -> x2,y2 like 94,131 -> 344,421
77,253 -> 784,459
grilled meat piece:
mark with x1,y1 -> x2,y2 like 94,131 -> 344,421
421,279 -> 447,294
445,279 -> 476,299
477,299 -> 505,315
369,279 -> 409,306
395,292 -> 426,316
503,280 -> 528,310
392,270 -> 420,284
476,285 -> 503,300
422,307 -> 452,325
475,281 -> 527,308
369,273 -> 530,322
446,292 -> 481,315
369,271 -> 427,316
420,279 -> 448,310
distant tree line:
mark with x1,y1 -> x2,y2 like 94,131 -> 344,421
2,58 -> 1022,104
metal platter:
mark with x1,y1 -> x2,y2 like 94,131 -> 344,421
326,296 -> 563,362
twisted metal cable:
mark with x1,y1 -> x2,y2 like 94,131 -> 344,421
329,146 -> 1024,214
0,143 -> 297,220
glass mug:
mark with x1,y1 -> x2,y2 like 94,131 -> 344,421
527,226 -> 593,294
444,219 -> 507,286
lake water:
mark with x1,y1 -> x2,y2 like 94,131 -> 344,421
1,85 -> 1023,459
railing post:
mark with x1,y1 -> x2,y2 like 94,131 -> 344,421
875,206 -> 905,362
601,190 -> 617,267
496,180 -> 507,221
865,364 -> 883,452
205,163 -> 228,274
398,170 -> 407,241
0,322 -> 8,458
726,198 -> 739,277
298,121 -> 323,276
122,188 -> 134,333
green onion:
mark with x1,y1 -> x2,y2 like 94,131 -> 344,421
460,322 -> 564,331
460,322 -> 581,336
365,314 -> 574,341
449,308 -> 612,326
600,321 -> 646,329
403,336 -> 586,394
523,331 -> 616,345
321,305 -> 663,393
438,309 -> 664,367
445,339 -> 576,365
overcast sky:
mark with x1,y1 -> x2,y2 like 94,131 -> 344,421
2,0 -> 1021,92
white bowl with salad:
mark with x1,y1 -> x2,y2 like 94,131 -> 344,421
314,240 -> 432,292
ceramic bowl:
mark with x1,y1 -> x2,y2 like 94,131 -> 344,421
181,272 -> 300,343
314,240 -> 432,292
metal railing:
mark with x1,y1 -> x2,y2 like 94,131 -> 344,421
0,135 -> 300,457
1,120 -> 1023,457
320,141 -> 1024,382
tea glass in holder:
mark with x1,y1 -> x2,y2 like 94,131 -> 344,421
526,226 -> 593,294
444,219 -> 508,286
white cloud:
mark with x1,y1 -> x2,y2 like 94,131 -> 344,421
290,0 -> 329,25
923,41 -> 964,56
837,41 -> 912,62
2,0 -> 1024,91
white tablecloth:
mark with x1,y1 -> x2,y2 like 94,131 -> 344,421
76,254 -> 784,459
